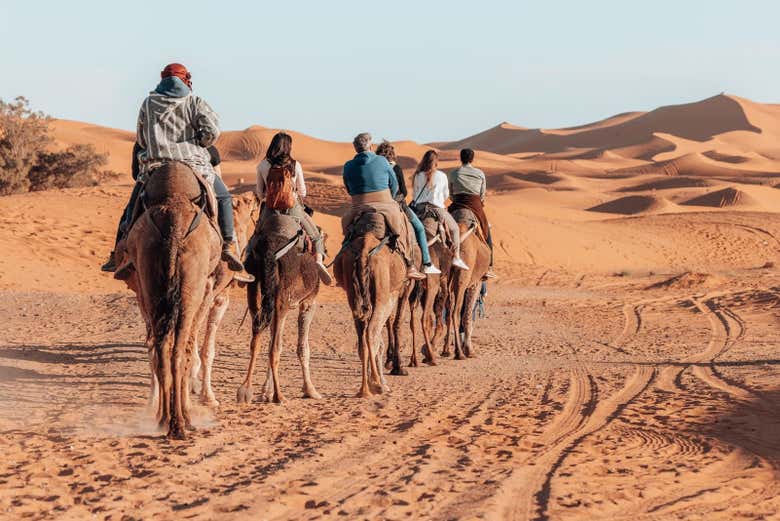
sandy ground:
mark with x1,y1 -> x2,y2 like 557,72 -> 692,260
2,94 -> 780,519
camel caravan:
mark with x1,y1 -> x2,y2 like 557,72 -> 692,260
103,63 -> 496,439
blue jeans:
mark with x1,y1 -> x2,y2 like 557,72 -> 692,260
404,205 -> 431,265
213,175 -> 235,243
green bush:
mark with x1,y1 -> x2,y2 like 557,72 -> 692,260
0,97 -> 108,195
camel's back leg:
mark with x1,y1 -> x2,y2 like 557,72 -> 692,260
461,285 -> 479,358
269,305 -> 288,404
237,282 -> 262,404
201,290 -> 229,406
390,286 -> 410,376
354,318 -> 372,398
297,300 -> 322,399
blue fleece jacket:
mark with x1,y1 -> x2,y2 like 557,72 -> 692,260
342,152 -> 398,197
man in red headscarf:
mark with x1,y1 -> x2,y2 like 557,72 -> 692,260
102,63 -> 250,281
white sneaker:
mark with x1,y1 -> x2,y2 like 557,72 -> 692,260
452,257 -> 470,270
317,262 -> 334,286
423,264 -> 442,275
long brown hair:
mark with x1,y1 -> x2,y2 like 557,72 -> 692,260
375,140 -> 397,163
265,132 -> 295,167
416,150 -> 438,188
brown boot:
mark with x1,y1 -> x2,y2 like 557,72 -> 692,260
221,242 -> 244,272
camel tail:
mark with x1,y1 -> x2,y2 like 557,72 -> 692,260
352,240 -> 373,321
149,206 -> 184,353
254,239 -> 279,334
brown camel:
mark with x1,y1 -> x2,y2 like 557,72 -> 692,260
117,162 -> 221,439
236,211 -> 322,404
334,213 -> 410,397
448,210 -> 491,360
190,192 -> 260,407
408,211 -> 455,367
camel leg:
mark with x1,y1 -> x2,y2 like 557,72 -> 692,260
269,308 -> 288,404
147,343 -> 160,415
237,283 -> 261,405
367,304 -> 390,394
201,292 -> 229,407
169,293 -> 200,440
355,318 -> 372,398
297,300 -> 322,399
421,284 -> 438,365
390,291 -> 408,376
452,287 -> 466,361
409,295 -> 419,368
384,321 -> 395,371
438,290 -> 452,357
462,285 -> 479,358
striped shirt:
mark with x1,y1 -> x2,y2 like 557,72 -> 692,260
136,91 -> 220,182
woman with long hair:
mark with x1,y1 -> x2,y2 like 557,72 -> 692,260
256,131 -> 332,285
411,150 -> 469,270
375,141 -> 439,274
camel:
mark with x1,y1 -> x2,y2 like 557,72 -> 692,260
117,162 -> 221,439
407,209 -> 455,367
189,192 -> 260,407
236,211 -> 322,404
448,210 -> 491,360
334,212 -> 411,397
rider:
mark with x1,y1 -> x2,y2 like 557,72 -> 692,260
411,150 -> 469,270
448,148 -> 497,279
256,132 -> 333,285
375,140 -> 440,275
101,63 -> 245,273
342,132 -> 426,280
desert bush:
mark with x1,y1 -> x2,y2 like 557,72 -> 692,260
0,97 -> 108,195
28,144 -> 107,191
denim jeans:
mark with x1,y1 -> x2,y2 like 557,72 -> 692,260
115,182 -> 143,245
404,205 -> 431,265
213,175 -> 235,243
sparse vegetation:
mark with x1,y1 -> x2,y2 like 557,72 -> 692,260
0,97 -> 109,195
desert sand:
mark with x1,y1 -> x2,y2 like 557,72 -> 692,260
1,93 -> 780,520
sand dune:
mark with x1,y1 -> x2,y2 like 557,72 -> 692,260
681,187 -> 758,208
587,195 -> 674,215
5,93 -> 780,520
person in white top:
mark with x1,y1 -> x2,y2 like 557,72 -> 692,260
411,150 -> 469,270
256,132 -> 332,285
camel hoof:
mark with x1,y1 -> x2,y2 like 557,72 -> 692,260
390,367 -> 409,376
408,360 -> 419,368
423,359 -> 437,366
369,382 -> 385,394
168,426 -> 187,440
454,353 -> 465,361
440,350 -> 451,358
236,385 -> 253,405
202,396 -> 220,408
272,393 -> 286,404
356,388 -> 372,398
303,388 -> 323,400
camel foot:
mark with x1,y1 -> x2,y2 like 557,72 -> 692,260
168,423 -> 187,440
236,384 -> 253,405
190,378 -> 203,396
384,359 -> 394,371
356,387 -> 373,398
408,359 -> 419,368
423,358 -> 437,366
201,394 -> 220,408
390,367 -> 409,376
272,392 -> 286,404
440,350 -> 451,358
454,352 -> 465,360
369,381 -> 385,394
303,387 -> 323,399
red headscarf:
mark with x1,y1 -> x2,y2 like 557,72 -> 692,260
161,63 -> 192,89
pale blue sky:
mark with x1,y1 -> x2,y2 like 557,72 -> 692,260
1,1 -> 777,143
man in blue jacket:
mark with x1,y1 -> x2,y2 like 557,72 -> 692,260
342,132 -> 435,279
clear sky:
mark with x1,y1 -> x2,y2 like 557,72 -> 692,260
1,1 -> 778,143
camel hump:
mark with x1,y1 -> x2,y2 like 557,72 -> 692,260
144,161 -> 203,206
350,211 -> 387,240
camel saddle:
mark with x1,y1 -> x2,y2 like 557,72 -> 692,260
413,202 -> 453,248
244,211 -> 311,276
128,161 -> 219,239
450,207 -> 485,243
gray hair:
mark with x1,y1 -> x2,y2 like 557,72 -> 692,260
353,132 -> 372,153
